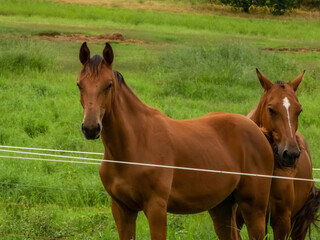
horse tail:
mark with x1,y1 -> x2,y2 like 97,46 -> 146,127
291,186 -> 320,240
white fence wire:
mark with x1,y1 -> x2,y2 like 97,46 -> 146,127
0,145 -> 319,183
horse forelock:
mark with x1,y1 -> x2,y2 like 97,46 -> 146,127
81,55 -> 103,75
274,81 -> 285,89
89,55 -> 103,75
81,57 -> 126,86
81,55 -> 126,88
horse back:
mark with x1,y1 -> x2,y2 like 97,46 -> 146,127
169,112 -> 273,174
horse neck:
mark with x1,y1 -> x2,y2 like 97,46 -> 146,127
101,83 -> 151,160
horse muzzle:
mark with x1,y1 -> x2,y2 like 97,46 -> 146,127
278,147 -> 300,167
81,122 -> 101,140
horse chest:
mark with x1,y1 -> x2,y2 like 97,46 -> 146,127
99,164 -> 147,210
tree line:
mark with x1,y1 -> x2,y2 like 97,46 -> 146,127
212,0 -> 320,15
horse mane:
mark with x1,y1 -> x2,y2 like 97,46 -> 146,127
113,70 -> 142,100
274,81 -> 285,88
114,71 -> 130,90
113,70 -> 151,111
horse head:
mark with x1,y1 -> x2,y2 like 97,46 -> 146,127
77,42 -> 116,140
254,69 -> 305,167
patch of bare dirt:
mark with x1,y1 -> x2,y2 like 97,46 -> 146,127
37,32 -> 144,44
262,47 -> 320,53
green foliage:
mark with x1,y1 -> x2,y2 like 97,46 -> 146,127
296,0 -> 320,8
221,0 -> 253,12
221,0 -> 296,15
268,0 -> 296,15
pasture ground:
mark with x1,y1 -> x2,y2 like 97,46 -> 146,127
0,0 -> 320,239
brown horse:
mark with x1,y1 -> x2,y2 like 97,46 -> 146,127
77,42 -> 275,240
237,69 -> 320,240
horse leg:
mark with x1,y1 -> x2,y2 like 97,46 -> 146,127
111,198 -> 138,240
143,198 -> 167,240
269,179 -> 294,240
236,177 -> 272,240
236,200 -> 267,240
270,208 -> 291,240
236,205 -> 269,239
269,195 -> 293,239
209,195 -> 240,240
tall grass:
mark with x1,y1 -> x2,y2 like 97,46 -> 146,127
155,42 -> 300,99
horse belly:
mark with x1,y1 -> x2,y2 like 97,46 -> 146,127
167,172 -> 239,214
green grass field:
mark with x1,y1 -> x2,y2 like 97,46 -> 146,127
0,0 -> 320,239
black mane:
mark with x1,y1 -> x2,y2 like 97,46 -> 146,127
114,71 -> 125,85
275,80 -> 285,88
88,55 -> 103,75
113,70 -> 137,98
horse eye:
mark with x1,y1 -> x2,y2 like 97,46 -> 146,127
268,107 -> 276,115
106,82 -> 113,91
298,109 -> 303,115
77,83 -> 82,90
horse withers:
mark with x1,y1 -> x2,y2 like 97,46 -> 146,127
77,42 -> 274,240
238,69 -> 320,240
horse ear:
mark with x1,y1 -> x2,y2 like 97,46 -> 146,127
103,42 -> 114,66
289,70 -> 305,92
79,42 -> 90,65
256,68 -> 273,91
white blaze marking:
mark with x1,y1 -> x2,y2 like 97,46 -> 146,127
283,97 -> 293,138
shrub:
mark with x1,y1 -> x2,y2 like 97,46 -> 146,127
296,0 -> 320,8
221,0 -> 253,12
221,0 -> 296,15
268,0 -> 296,15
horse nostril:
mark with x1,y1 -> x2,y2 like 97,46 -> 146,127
81,122 -> 101,140
282,149 -> 300,163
